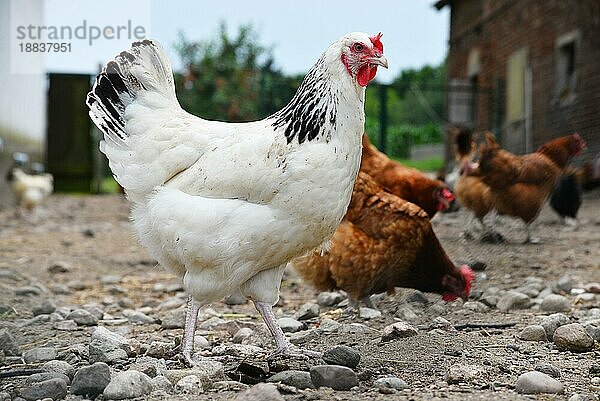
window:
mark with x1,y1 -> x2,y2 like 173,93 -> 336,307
556,31 -> 579,104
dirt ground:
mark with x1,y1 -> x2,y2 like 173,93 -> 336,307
0,190 -> 598,400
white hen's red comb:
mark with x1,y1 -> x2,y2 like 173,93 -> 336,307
370,32 -> 383,53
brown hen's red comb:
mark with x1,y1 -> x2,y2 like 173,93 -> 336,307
370,32 -> 383,53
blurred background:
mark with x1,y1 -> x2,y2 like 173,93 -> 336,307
1,0 -> 598,206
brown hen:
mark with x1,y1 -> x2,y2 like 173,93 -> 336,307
292,172 -> 473,312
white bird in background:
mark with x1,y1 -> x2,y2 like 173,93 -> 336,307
87,32 -> 387,365
6,154 -> 53,216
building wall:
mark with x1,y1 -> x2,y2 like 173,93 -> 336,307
446,0 -> 600,165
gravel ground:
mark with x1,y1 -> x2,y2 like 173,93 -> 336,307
0,191 -> 598,401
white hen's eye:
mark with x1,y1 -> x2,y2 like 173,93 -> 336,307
353,43 -> 364,52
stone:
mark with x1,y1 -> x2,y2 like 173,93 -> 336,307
277,317 -> 305,333
157,297 -> 186,311
19,378 -> 67,401
25,372 -> 70,386
540,294 -> 571,313
568,394 -> 598,401
15,286 -> 43,296
556,275 -> 574,293
515,371 -> 564,394
293,303 -> 320,320
322,345 -> 361,368
130,356 -> 167,378
381,322 -> 418,341
161,308 -> 185,329
89,326 -> 131,364
289,329 -> 318,345
71,362 -> 111,397
584,283 -> 600,294
23,347 -> 57,363
395,305 -> 419,321
233,327 -> 254,344
123,309 -> 155,324
584,320 -> 600,342
534,363 -> 561,379
144,341 -> 175,359
163,360 -> 226,389
429,316 -> 455,331
540,313 -> 570,340
234,383 -> 284,401
54,320 -> 77,331
212,344 -> 264,357
41,360 -> 75,380
497,291 -> 531,312
374,377 -> 409,393
358,307 -> 381,319
67,309 -> 98,326
48,261 -> 70,274
553,323 -> 594,352
310,365 -> 358,390
339,323 -> 377,335
319,318 -> 341,333
32,299 -> 56,316
175,375 -> 203,395
151,375 -> 173,393
103,370 -> 154,400
463,301 -> 489,313
212,381 -> 250,392
316,292 -> 345,307
446,364 -> 487,384
0,329 -> 21,356
518,325 -> 548,341
407,290 -> 429,304
267,370 -> 315,389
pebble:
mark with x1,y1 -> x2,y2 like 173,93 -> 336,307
48,261 -> 70,274
358,307 -> 381,319
463,301 -> 489,313
568,394 -> 598,401
407,290 -> 429,304
42,360 -> 75,380
158,297 -> 186,311
123,309 -> 155,324
515,371 -> 564,394
267,370 -> 315,389
583,320 -> 600,342
518,325 -> 548,341
540,313 -> 570,340
479,286 -> 501,307
67,309 -> 98,326
23,347 -> 57,363
54,320 -> 77,331
161,308 -> 186,329
322,345 -> 361,368
584,283 -> 600,294
339,323 -> 376,335
89,326 -> 131,364
15,286 -> 44,296
293,302 -> 320,320
0,329 -> 21,356
540,294 -> 571,312
234,383 -> 284,401
556,275 -> 574,293
19,378 -> 67,401
130,356 -> 166,378
32,299 -> 56,316
374,377 -> 409,393
381,321 -> 418,341
446,364 -> 487,384
71,362 -> 111,397
163,360 -> 226,388
195,335 -> 211,350
316,292 -> 345,307
497,291 -> 531,312
175,375 -> 204,395
319,318 -> 341,333
395,304 -> 419,321
233,327 -> 254,344
25,371 -> 70,386
151,375 -> 173,393
51,284 -> 71,294
534,363 -> 561,379
212,344 -> 264,357
212,380 -> 249,392
289,329 -> 318,345
310,365 -> 358,390
103,370 -> 154,400
553,323 -> 594,352
277,317 -> 305,333
145,341 -> 175,359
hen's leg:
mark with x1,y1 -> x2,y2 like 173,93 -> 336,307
242,266 -> 321,359
524,224 -> 540,244
181,295 -> 201,366
254,301 -> 320,358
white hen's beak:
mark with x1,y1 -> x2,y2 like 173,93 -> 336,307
370,55 -> 389,69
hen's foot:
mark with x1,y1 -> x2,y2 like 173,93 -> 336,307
269,344 -> 322,361
480,230 -> 505,244
523,237 -> 541,244
180,350 -> 212,367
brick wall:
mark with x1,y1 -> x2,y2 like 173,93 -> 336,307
445,0 -> 600,166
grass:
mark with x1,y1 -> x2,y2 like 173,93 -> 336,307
102,176 -> 120,193
394,156 -> 443,173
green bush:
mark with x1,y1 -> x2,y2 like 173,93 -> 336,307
366,120 -> 443,159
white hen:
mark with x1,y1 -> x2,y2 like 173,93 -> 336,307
7,167 -> 53,212
87,33 -> 387,364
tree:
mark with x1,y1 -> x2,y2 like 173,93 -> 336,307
173,23 -> 300,122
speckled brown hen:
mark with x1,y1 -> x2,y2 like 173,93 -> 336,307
292,172 -> 473,311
